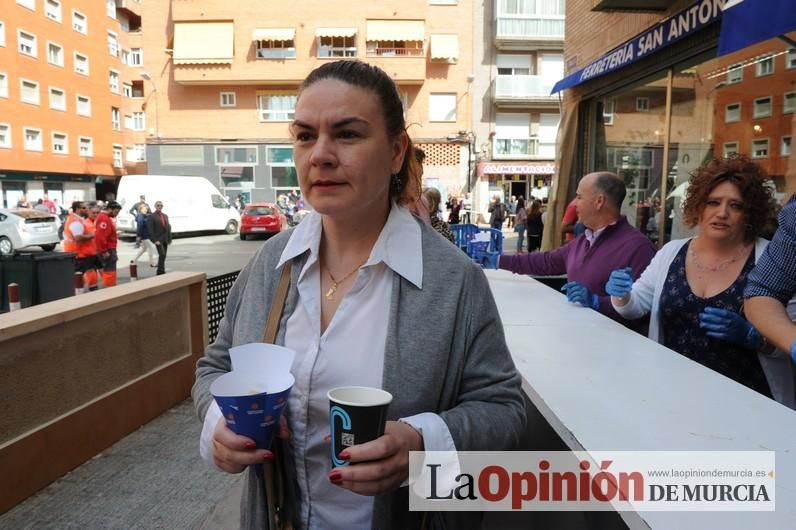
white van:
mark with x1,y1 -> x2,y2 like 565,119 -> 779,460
116,175 -> 240,235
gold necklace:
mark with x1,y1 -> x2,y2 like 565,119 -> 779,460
688,237 -> 746,273
325,261 -> 366,300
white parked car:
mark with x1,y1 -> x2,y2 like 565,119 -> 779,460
0,208 -> 60,255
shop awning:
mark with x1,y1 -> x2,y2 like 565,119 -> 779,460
173,22 -> 234,65
430,34 -> 459,61
718,0 -> 796,56
551,0 -> 723,93
316,28 -> 357,38
252,28 -> 296,42
478,161 -> 557,176
366,20 -> 425,42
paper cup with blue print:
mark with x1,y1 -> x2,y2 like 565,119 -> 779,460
328,386 -> 393,468
210,342 -> 296,450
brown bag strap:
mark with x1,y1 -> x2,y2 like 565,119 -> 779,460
263,261 -> 292,344
261,260 -> 293,530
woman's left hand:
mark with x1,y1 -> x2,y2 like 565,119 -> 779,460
699,307 -> 761,348
328,420 -> 423,496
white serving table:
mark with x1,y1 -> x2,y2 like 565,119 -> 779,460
486,269 -> 796,530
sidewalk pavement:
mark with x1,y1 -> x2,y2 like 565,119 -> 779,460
0,400 -> 240,530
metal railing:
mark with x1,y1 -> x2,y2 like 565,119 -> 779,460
495,75 -> 557,99
495,15 -> 565,39
366,47 -> 424,57
207,271 -> 240,344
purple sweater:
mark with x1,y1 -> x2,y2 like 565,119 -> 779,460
499,217 -> 656,326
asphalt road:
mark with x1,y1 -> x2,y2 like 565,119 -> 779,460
115,232 -> 270,282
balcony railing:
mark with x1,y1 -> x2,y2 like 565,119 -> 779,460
366,47 -> 425,57
495,75 -> 556,99
496,15 -> 565,39
494,137 -> 539,157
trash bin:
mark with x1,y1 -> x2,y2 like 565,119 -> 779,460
0,252 -> 77,312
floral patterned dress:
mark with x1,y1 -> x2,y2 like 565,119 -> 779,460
659,241 -> 771,397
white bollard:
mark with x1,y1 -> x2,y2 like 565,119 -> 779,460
8,282 -> 21,311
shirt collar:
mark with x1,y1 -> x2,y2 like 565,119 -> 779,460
584,219 -> 618,246
277,203 -> 423,289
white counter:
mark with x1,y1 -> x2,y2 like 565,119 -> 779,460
486,269 -> 796,530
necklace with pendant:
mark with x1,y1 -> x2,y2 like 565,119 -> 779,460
325,261 -> 366,300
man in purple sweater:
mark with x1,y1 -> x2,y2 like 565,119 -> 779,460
498,171 -> 656,329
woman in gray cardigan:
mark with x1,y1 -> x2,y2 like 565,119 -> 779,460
192,61 -> 526,529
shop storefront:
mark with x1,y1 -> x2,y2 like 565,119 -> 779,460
0,172 -> 96,209
551,0 -> 795,249
478,161 -> 557,203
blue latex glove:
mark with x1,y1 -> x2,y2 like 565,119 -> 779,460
790,341 -> 796,364
698,307 -> 761,348
605,267 -> 634,298
561,281 -> 599,310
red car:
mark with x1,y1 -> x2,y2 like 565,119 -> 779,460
239,203 -> 288,240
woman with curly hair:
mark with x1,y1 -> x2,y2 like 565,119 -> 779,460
605,156 -> 783,399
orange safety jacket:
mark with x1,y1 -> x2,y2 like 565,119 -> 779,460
63,213 -> 95,258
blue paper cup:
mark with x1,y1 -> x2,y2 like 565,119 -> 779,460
210,371 -> 294,449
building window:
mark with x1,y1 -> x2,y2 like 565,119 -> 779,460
782,136 -> 792,157
17,0 -> 35,11
121,49 -> 129,65
131,80 -> 144,98
109,70 -> 120,93
267,146 -> 298,189
111,107 -> 120,130
753,96 -> 772,118
45,0 -> 61,22
722,142 -> 738,158
106,0 -> 116,19
79,136 -> 93,157
74,52 -> 89,75
784,92 -> 796,114
635,97 -> 649,112
130,48 -> 143,66
160,145 -> 204,165
317,35 -> 356,58
726,63 -> 742,84
72,10 -> 87,34
366,39 -> 424,57
18,29 -> 37,57
602,99 -> 614,125
428,93 -> 457,121
76,94 -> 91,116
20,79 -> 39,105
216,146 -> 258,165
755,55 -> 774,77
52,131 -> 68,154
751,138 -> 769,159
126,144 -> 146,162
257,94 -> 296,121
47,41 -> 63,66
24,127 -> 43,151
255,38 -> 296,59
220,92 -> 237,107
725,102 -> 741,123
113,145 -> 123,168
0,124 -> 11,148
123,83 -> 132,97
494,113 -> 535,157
49,86 -> 66,110
107,31 -> 118,57
132,112 -> 145,131
0,73 -> 7,98
787,49 -> 796,70
0,21 -> 5,47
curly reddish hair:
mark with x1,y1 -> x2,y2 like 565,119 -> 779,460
682,156 -> 777,243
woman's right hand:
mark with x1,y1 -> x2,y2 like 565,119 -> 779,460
606,267 -> 633,304
211,416 -> 291,473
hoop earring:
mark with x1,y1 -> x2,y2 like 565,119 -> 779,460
390,173 -> 403,195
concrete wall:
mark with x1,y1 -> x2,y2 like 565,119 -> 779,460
0,272 -> 207,514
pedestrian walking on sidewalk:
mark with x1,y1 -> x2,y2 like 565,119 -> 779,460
514,197 -> 527,253
146,201 -> 171,275
133,205 -> 157,268
193,60 -> 525,530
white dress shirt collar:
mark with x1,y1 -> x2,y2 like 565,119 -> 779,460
277,203 -> 423,289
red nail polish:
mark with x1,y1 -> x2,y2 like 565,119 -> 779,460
339,451 -> 350,461
263,452 -> 274,461
245,442 -> 256,450
329,471 -> 342,483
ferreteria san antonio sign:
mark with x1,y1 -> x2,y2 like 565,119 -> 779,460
552,0 -> 726,93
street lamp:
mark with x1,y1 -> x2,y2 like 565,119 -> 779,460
139,71 -> 159,138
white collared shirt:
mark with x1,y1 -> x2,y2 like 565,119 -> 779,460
584,220 -> 617,247
200,205 -> 456,529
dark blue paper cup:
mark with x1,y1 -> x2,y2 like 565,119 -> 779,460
210,372 -> 294,449
328,386 -> 393,467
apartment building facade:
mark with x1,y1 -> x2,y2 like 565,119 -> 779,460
550,0 -> 794,249
0,0 -> 147,208
134,0 -> 473,207
470,0 -> 564,218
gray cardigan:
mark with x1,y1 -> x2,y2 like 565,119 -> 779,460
192,221 -> 527,529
